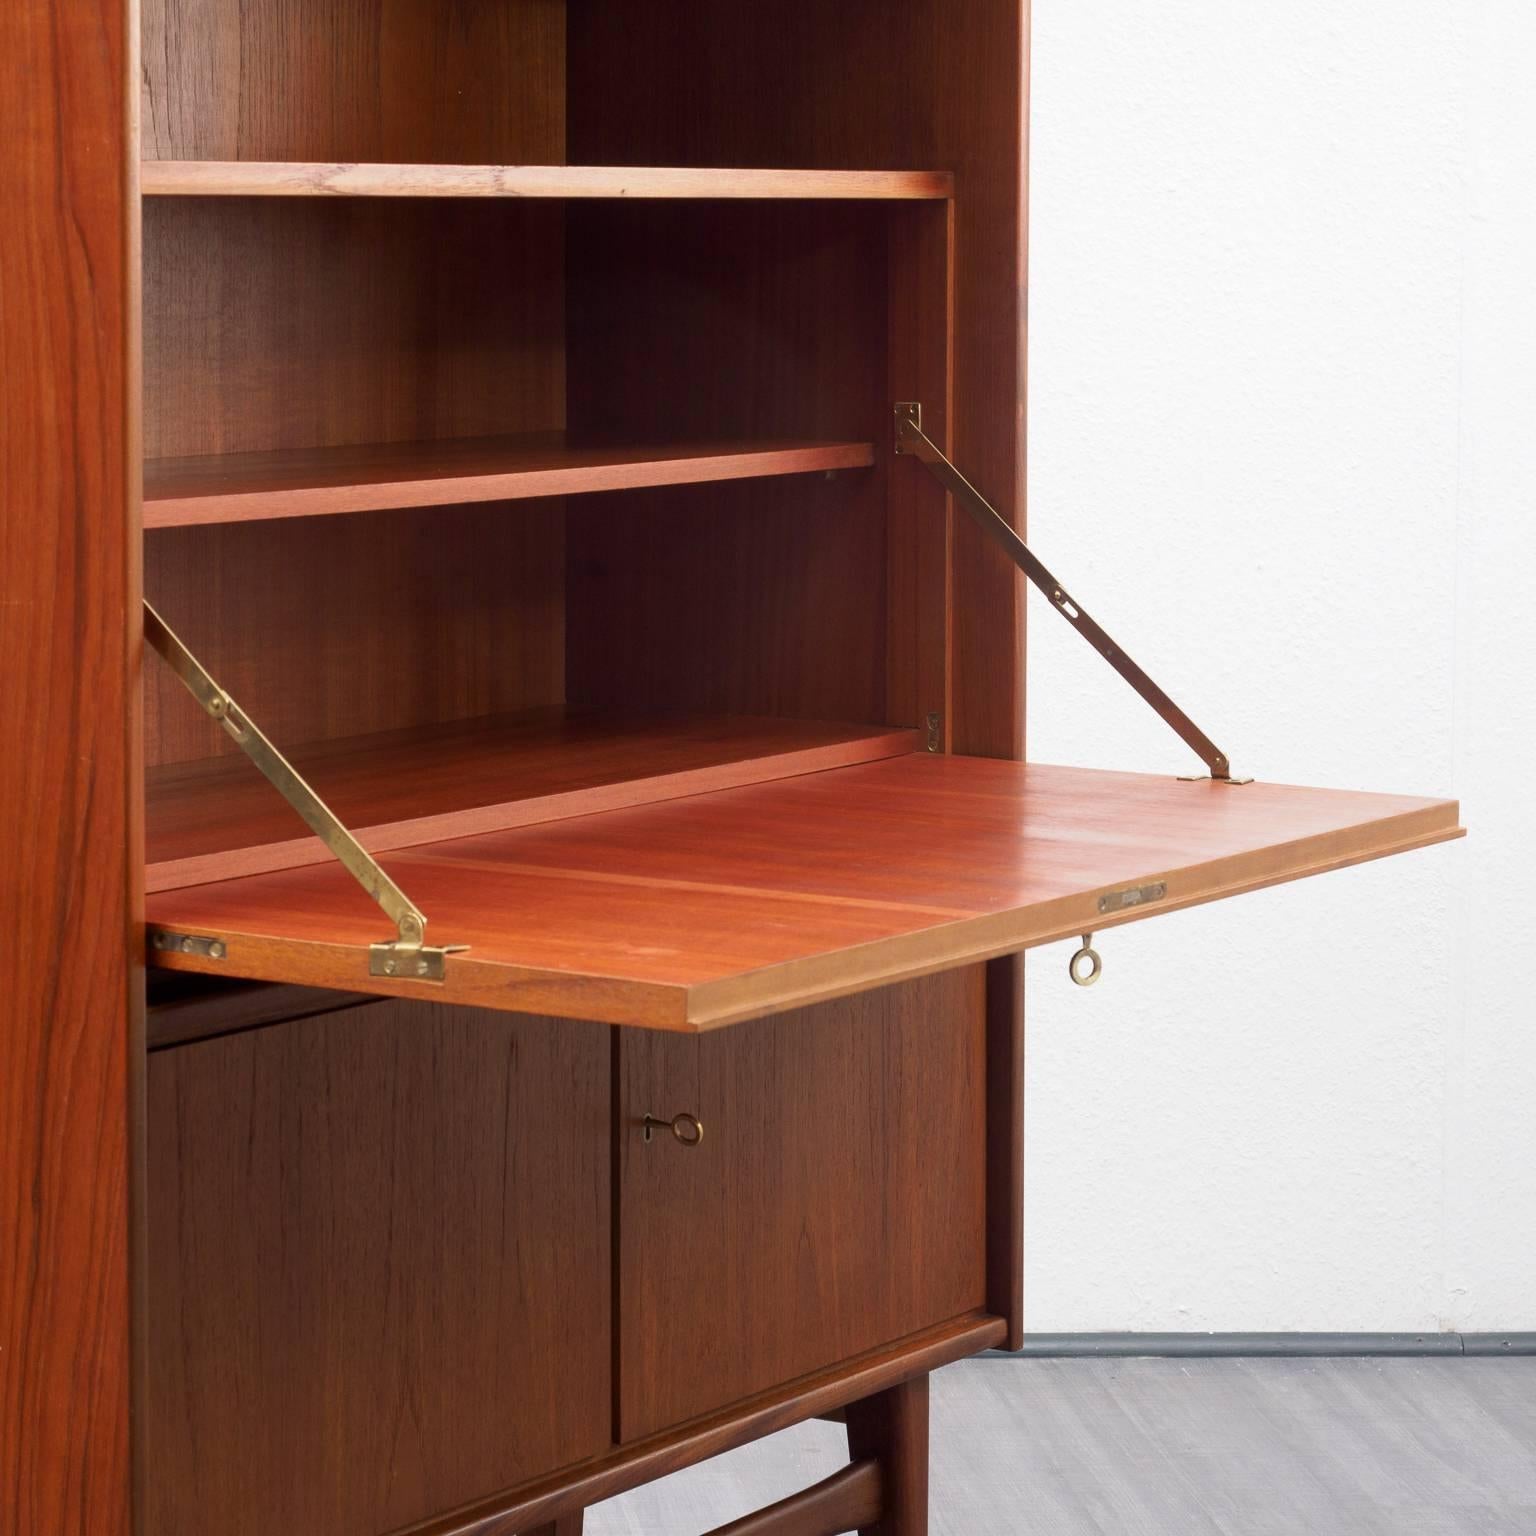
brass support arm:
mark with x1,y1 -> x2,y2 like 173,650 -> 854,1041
143,601 -> 465,978
894,402 -> 1248,783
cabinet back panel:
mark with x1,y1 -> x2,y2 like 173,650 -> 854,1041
144,503 -> 564,766
146,1000 -> 612,1536
144,200 -> 565,458
569,0 -> 1026,758
142,0 -> 564,164
566,202 -> 889,722
142,196 -> 568,768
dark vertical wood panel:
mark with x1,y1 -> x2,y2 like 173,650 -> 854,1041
846,1375 -> 931,1536
617,971 -> 988,1440
141,0 -> 565,164
986,954 -> 1025,1348
143,501 -> 566,766
142,200 -> 566,459
565,202 -> 889,722
146,1001 -> 613,1536
0,6 -> 137,1536
887,201 -> 954,739
567,0 -> 1027,754
141,0 -> 571,773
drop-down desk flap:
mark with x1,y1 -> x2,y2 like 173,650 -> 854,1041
145,753 -> 1461,1031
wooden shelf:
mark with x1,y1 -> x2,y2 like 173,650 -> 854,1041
146,756 -> 1462,1031
147,711 -> 921,893
143,435 -> 875,528
140,162 -> 955,201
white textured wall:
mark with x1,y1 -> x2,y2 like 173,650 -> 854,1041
1024,1 -> 1536,1331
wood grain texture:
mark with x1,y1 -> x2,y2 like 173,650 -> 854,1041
985,955 -> 1026,1350
143,502 -> 565,766
147,711 -> 920,891
146,1000 -> 613,1536
617,972 -> 987,1438
142,162 -> 954,200
566,202 -> 891,723
143,198 -> 565,459
141,0 -> 564,164
144,435 -> 875,527
701,1462 -> 881,1536
145,977 -> 380,1049
886,203 -> 954,743
566,0 -> 1028,758
846,1377 -> 930,1536
403,1315 -> 1006,1536
143,757 -> 1463,1029
0,4 -> 137,1536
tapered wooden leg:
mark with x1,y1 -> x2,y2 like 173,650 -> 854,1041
522,1513 -> 583,1536
845,1374 -> 929,1536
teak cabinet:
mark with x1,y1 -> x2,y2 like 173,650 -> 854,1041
1,3 -> 1461,1536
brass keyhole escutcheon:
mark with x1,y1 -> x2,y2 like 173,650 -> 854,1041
1069,934 -> 1102,987
643,1112 -> 705,1147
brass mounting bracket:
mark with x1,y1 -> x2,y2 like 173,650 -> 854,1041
142,601 -> 466,980
894,402 -> 1250,784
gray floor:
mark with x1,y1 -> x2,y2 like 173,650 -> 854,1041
588,1357 -> 1536,1535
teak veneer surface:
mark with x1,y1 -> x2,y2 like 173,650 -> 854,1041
145,756 -> 1462,1030
140,162 -> 955,200
402,1313 -> 1005,1536
144,503 -> 566,766
147,1000 -> 612,1536
619,970 -> 986,1438
143,434 -> 875,527
146,712 -> 921,891
2,2 -> 136,1532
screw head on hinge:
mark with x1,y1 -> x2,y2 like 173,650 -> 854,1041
925,711 -> 942,752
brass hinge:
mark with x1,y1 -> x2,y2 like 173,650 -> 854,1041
894,402 -> 1251,783
143,601 -> 466,980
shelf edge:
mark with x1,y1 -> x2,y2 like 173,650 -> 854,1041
140,161 -> 956,201
143,440 -> 876,528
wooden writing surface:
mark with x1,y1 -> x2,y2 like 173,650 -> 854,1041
144,756 -> 1462,1030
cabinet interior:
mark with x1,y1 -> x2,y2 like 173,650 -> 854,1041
139,0 -> 1460,1027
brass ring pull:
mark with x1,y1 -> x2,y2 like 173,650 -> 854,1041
1069,934 -> 1102,987
643,1112 -> 705,1147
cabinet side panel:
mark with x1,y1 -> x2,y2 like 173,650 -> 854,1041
145,1002 -> 613,1536
0,4 -> 138,1536
617,970 -> 988,1440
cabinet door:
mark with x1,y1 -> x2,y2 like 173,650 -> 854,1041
617,968 -> 988,1439
147,1000 -> 611,1536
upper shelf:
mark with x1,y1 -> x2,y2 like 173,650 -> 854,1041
140,162 -> 955,201
145,755 -> 1462,1032
143,435 -> 875,528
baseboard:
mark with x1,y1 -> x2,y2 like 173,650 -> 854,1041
985,1332 -> 1536,1359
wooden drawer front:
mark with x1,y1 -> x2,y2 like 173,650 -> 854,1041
147,1001 -> 612,1536
617,968 -> 988,1440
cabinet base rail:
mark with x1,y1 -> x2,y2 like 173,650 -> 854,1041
400,1320 -> 996,1536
